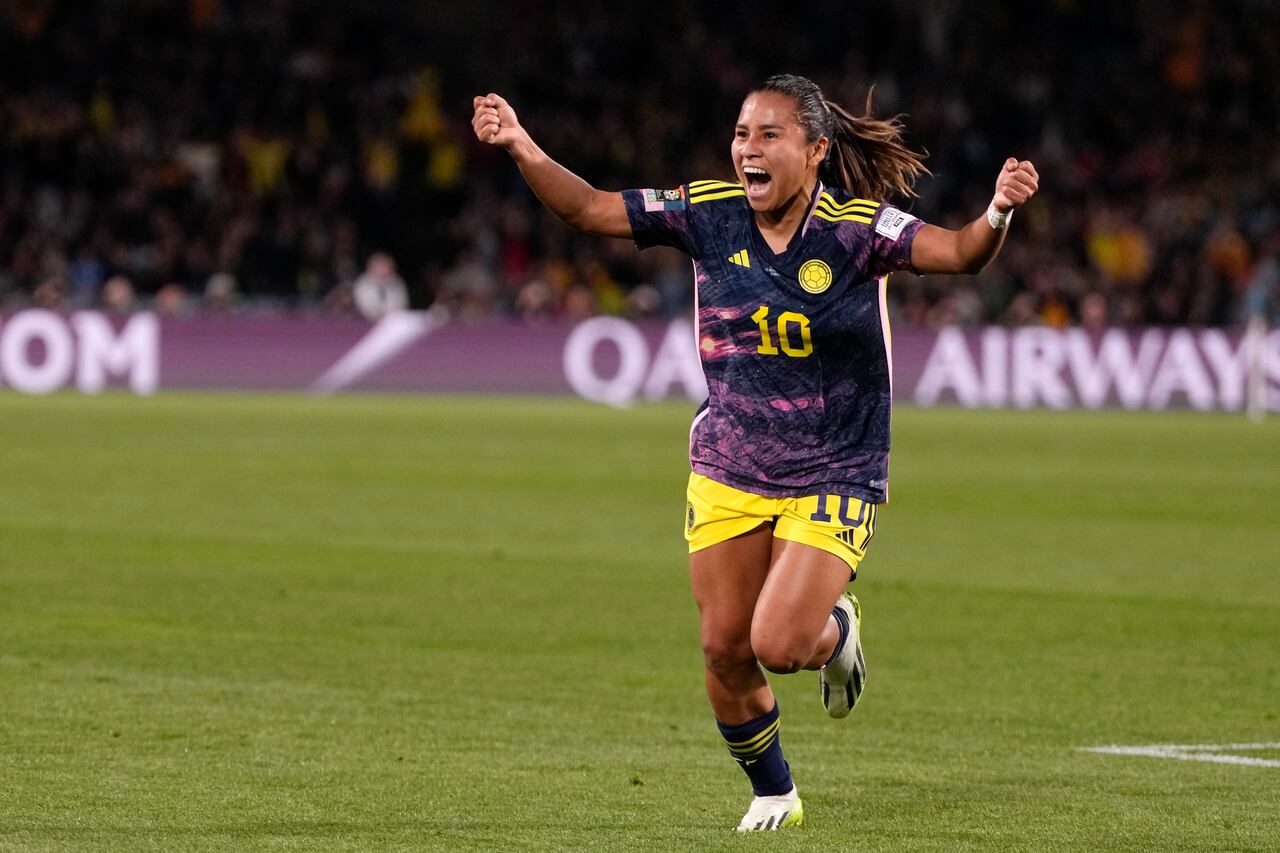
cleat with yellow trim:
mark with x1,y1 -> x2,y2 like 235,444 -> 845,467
819,591 -> 865,718
735,786 -> 803,831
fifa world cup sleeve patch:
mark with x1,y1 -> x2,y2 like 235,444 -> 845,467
875,207 -> 917,240
643,187 -> 687,212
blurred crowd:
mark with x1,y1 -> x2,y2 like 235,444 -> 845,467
1,0 -> 1277,328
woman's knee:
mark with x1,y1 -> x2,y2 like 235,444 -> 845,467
750,625 -> 809,674
700,631 -> 756,676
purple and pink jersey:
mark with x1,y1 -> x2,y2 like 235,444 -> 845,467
623,180 -> 925,504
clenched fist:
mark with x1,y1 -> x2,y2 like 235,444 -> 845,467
992,158 -> 1039,213
471,93 -> 524,149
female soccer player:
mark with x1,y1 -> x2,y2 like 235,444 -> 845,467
472,74 -> 1038,831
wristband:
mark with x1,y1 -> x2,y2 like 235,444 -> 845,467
987,202 -> 1012,230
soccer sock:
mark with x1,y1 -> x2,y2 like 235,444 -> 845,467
823,604 -> 850,666
716,703 -> 793,796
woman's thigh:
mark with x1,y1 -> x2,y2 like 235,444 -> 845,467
750,537 -> 851,661
689,522 -> 774,654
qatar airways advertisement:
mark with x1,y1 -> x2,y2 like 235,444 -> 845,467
0,309 -> 1276,413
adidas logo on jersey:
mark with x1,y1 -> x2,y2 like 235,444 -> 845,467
728,250 -> 750,268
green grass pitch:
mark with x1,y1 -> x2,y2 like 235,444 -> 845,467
1,393 -> 1278,851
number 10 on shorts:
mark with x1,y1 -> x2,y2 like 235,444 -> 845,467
810,493 -> 867,527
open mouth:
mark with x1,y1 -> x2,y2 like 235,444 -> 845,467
743,165 -> 772,198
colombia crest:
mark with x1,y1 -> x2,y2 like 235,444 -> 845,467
798,259 -> 832,294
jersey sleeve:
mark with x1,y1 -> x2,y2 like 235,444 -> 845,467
865,205 -> 926,277
622,186 -> 699,256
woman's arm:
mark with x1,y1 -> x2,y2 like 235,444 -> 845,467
472,93 -> 631,239
910,158 -> 1039,274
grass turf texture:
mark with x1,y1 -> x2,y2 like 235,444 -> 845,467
1,393 -> 1278,851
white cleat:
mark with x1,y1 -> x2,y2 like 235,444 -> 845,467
735,786 -> 803,831
820,591 -> 866,718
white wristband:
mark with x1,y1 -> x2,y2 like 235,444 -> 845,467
987,202 -> 1012,230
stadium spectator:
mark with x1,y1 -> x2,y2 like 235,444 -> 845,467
31,275 -> 66,310
153,282 -> 192,318
100,275 -> 136,315
513,278 -> 555,322
204,272 -> 238,315
438,248 -> 498,319
352,252 -> 408,320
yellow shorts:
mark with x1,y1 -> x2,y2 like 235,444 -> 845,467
684,472 -> 879,577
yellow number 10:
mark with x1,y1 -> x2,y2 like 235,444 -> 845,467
751,305 -> 813,358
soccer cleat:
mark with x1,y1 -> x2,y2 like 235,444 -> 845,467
735,786 -> 803,831
819,591 -> 866,718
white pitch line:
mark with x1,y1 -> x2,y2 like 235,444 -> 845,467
1081,742 -> 1280,768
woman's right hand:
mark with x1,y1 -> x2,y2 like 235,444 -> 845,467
471,93 -> 524,149
467,91 -> 631,239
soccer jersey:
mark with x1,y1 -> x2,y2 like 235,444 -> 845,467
622,180 -> 925,503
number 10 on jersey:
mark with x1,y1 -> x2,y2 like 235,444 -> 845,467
752,305 -> 813,357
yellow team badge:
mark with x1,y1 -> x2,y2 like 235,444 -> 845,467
798,259 -> 832,294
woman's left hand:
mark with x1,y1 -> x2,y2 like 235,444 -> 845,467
992,158 -> 1039,213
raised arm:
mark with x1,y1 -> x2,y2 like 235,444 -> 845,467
471,93 -> 631,239
910,158 -> 1039,275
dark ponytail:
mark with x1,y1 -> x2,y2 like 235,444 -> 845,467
754,74 -> 930,201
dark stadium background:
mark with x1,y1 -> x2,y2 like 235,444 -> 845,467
0,0 -> 1276,329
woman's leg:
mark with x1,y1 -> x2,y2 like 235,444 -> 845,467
691,523 -> 804,829
750,537 -> 852,674
689,523 -> 774,724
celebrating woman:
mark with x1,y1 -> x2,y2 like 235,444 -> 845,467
472,73 -> 1038,831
